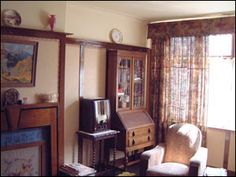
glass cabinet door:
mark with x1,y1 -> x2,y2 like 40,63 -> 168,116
117,58 -> 131,109
133,59 -> 145,109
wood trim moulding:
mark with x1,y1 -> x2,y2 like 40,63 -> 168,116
1,26 -> 73,39
66,37 -> 149,52
146,49 -> 151,114
58,38 -> 66,168
223,131 -> 231,169
79,45 -> 85,97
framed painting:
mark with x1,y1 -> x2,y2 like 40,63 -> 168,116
1,142 -> 45,176
1,38 -> 38,87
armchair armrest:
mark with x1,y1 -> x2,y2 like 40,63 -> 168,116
140,144 -> 165,176
189,147 -> 208,176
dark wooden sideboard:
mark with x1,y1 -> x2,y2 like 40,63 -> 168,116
1,103 -> 59,176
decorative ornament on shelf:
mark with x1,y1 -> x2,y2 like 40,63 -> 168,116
3,88 -> 20,106
38,93 -> 58,103
2,9 -> 21,27
48,14 -> 56,31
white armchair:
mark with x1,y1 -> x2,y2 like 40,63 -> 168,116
140,123 -> 208,176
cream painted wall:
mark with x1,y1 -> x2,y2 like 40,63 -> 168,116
64,45 -> 107,164
1,1 -> 66,31
65,4 -> 148,47
83,47 -> 106,98
64,44 -> 80,164
1,35 -> 59,104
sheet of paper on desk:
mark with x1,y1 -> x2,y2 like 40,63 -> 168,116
80,129 -> 119,137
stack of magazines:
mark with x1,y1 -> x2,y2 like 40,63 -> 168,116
60,163 -> 96,176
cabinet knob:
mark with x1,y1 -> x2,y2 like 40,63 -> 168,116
148,128 -> 151,133
132,139 -> 135,145
148,136 -> 150,141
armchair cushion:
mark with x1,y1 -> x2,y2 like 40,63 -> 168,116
147,162 -> 189,176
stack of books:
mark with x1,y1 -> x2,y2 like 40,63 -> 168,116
60,163 -> 96,176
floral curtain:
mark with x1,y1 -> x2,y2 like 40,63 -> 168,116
148,17 -> 235,145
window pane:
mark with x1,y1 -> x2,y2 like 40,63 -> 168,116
207,57 -> 235,130
208,34 -> 232,57
207,33 -> 234,130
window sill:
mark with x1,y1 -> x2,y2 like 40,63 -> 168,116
207,126 -> 235,132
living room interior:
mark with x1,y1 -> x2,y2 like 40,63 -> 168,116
1,1 -> 235,176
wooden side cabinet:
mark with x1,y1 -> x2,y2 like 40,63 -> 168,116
106,50 -> 155,169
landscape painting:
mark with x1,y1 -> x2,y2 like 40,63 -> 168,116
1,38 -> 38,87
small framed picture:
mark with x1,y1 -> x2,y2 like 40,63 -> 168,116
1,38 -> 38,87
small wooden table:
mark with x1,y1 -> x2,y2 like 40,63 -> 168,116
77,130 -> 120,173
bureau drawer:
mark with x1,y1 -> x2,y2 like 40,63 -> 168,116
128,125 -> 154,138
128,134 -> 154,147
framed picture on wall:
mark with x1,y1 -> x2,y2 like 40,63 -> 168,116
1,38 -> 38,87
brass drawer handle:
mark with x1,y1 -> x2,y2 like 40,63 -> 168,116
132,131 -> 135,137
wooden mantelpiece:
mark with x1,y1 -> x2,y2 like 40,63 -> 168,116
1,103 -> 58,176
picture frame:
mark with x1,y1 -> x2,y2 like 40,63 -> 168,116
1,142 -> 45,176
1,38 -> 38,87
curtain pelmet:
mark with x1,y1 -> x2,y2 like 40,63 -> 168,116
148,17 -> 235,39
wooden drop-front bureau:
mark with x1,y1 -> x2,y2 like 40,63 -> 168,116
106,49 -> 155,169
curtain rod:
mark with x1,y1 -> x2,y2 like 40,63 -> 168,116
150,12 -> 235,24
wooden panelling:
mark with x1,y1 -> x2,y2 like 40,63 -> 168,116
228,131 -> 235,171
19,108 -> 53,128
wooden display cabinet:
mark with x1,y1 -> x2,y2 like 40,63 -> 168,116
106,50 -> 155,169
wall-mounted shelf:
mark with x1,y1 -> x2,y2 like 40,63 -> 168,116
1,26 -> 72,39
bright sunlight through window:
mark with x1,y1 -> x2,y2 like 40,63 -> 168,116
207,34 -> 235,131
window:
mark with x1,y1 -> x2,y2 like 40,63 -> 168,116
207,34 -> 235,131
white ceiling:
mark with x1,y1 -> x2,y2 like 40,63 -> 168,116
67,1 -> 235,22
